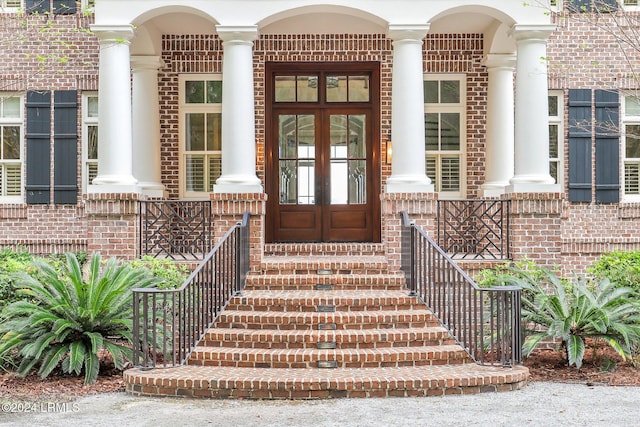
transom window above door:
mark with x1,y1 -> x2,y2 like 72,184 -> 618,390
179,74 -> 222,198
274,74 -> 370,103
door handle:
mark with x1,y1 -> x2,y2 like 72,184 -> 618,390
324,178 -> 330,206
315,179 -> 322,205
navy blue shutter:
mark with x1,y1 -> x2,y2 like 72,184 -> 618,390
568,89 -> 593,202
599,0 -> 619,12
53,0 -> 76,15
26,0 -> 49,14
54,91 -> 78,204
568,0 -> 592,12
26,91 -> 51,204
595,89 -> 620,203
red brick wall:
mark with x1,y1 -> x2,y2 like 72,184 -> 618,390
545,8 -> 640,275
0,12 -> 98,255
159,33 -> 487,198
2,7 -> 640,274
159,35 -> 224,199
424,34 -> 487,198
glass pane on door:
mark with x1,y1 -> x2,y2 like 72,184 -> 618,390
330,114 -> 366,205
278,114 -> 315,205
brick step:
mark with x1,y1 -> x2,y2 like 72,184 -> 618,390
125,364 -> 530,399
214,309 -> 440,330
125,248 -> 530,400
260,255 -> 389,275
227,290 -> 422,312
187,344 -> 471,368
200,326 -> 456,349
245,272 -> 405,291
264,243 -> 386,257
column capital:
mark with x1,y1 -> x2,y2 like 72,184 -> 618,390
215,25 -> 259,42
386,24 -> 430,42
511,24 -> 556,42
130,55 -> 164,71
90,25 -> 135,43
482,53 -> 517,70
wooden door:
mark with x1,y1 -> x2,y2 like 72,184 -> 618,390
266,62 -> 380,243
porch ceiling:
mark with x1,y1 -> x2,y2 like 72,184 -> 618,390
429,13 -> 496,34
139,10 -> 497,36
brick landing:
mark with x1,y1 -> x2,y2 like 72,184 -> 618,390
125,244 -> 528,399
125,365 -> 528,399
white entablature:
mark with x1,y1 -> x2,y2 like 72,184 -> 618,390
95,1 -> 552,35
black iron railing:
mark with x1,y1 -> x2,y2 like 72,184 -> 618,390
437,199 -> 510,260
401,211 -> 522,367
139,200 -> 212,260
132,212 -> 250,369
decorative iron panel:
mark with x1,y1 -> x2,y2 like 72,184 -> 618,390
437,199 -> 510,260
139,200 -> 212,260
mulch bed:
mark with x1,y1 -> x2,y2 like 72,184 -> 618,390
524,346 -> 640,386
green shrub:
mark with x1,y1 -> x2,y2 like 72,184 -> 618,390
476,258 -> 547,288
0,248 -> 36,309
511,269 -> 640,368
588,250 -> 640,294
128,256 -> 189,290
0,253 -> 158,384
0,249 -> 89,310
475,258 -> 569,303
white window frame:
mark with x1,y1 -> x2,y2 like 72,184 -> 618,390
178,73 -> 222,199
0,93 -> 24,203
623,0 -> 640,11
622,93 -> 640,201
82,92 -> 98,193
548,90 -> 564,191
424,73 -> 466,200
551,0 -> 639,11
0,1 -> 94,12
0,0 -> 21,11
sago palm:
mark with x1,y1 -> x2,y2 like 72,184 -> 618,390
0,253 -> 157,384
514,269 -> 640,368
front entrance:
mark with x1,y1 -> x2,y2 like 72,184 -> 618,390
265,62 -> 380,243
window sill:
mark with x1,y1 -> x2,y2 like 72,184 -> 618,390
0,202 -> 27,219
618,200 -> 640,219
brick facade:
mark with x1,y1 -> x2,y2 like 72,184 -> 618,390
546,6 -> 640,275
0,4 -> 639,274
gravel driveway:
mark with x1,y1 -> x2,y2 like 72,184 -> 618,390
2,382 -> 639,426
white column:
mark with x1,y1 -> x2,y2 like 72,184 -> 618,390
131,56 -> 166,198
214,25 -> 263,193
89,25 -> 139,192
480,54 -> 516,197
386,24 -> 434,193
508,25 -> 560,193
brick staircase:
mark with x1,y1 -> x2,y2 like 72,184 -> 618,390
124,243 -> 528,398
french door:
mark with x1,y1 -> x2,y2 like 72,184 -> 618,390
265,62 -> 380,242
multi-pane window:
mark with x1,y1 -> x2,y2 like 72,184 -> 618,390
424,75 -> 465,199
623,94 -> 640,198
0,0 -> 21,9
179,75 -> 222,197
82,93 -> 98,190
549,91 -> 564,188
0,1 -> 94,10
0,94 -> 22,201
